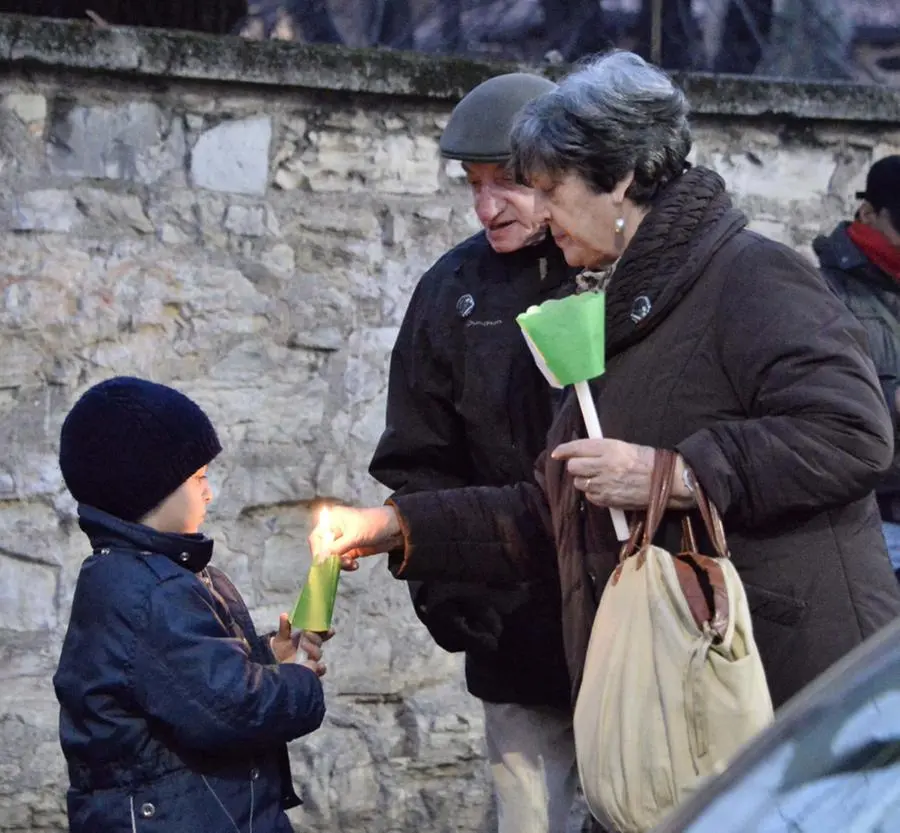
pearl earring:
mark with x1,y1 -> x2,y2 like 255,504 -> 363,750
614,216 -> 626,253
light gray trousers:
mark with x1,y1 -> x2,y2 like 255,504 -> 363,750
483,701 -> 579,833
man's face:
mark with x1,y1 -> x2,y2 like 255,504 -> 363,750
464,161 -> 546,253
861,202 -> 900,250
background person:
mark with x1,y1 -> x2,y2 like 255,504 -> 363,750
369,73 -> 579,833
815,155 -> 900,583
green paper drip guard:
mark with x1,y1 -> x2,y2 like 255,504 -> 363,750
289,555 -> 341,633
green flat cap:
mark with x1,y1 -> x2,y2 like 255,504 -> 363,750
439,72 -> 558,163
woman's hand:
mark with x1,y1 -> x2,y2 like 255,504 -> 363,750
551,439 -> 695,510
315,505 -> 403,571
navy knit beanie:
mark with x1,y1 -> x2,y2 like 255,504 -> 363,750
59,376 -> 222,522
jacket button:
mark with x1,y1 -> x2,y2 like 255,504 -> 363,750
140,802 -> 155,818
250,767 -> 260,780
100,548 -> 110,555
179,552 -> 190,562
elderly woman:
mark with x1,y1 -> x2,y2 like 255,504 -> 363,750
329,51 -> 900,711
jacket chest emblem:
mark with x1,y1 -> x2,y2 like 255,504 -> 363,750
456,294 -> 475,318
630,295 -> 652,323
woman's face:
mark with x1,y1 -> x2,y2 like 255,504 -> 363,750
530,170 -> 634,269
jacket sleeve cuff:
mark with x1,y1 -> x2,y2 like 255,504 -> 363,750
675,429 -> 741,519
386,493 -> 443,579
384,484 -> 544,585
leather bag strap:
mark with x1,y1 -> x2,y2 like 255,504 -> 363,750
620,449 -> 730,560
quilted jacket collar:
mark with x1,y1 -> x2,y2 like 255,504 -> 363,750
77,504 -> 213,572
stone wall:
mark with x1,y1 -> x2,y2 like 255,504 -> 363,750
1,14 -> 900,833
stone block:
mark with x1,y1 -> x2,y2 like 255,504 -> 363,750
48,101 -> 186,185
372,135 -> 441,194
827,148 -> 871,206
299,130 -> 440,194
261,243 -> 296,274
872,142 -> 900,164
224,204 -> 279,237
0,555 -> 57,631
0,108 -> 43,177
10,189 -> 81,232
3,93 -> 47,128
256,504 -> 315,595
273,167 -> 300,190
711,147 -> 836,204
414,203 -> 453,223
191,117 -> 272,196
0,338 -> 49,388
444,159 -> 466,180
287,200 -> 381,237
75,188 -> 154,233
159,222 -> 190,244
13,453 -> 65,500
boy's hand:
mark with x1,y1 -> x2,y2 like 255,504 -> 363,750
297,629 -> 332,678
269,613 -> 297,663
270,613 -> 334,677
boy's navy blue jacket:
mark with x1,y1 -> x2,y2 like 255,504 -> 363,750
53,505 -> 325,833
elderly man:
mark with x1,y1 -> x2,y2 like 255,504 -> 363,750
816,155 -> 900,581
369,74 -> 578,833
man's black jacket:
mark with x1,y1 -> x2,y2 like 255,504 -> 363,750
370,231 -> 573,708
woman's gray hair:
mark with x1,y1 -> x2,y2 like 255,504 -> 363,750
510,51 -> 692,205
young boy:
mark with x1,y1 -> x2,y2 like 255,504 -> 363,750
53,376 -> 328,833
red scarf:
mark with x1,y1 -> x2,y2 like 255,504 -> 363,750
846,221 -> 900,281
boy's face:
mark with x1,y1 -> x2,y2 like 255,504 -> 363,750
142,466 -> 212,535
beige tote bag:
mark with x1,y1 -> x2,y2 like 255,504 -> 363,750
574,450 -> 773,833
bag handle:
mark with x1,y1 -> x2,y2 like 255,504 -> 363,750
693,476 -> 728,559
643,449 -> 677,547
621,449 -> 729,560
619,450 -> 675,561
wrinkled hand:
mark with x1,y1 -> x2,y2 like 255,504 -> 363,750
270,613 -> 333,677
552,438 -> 655,509
552,439 -> 695,510
313,505 -> 403,571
